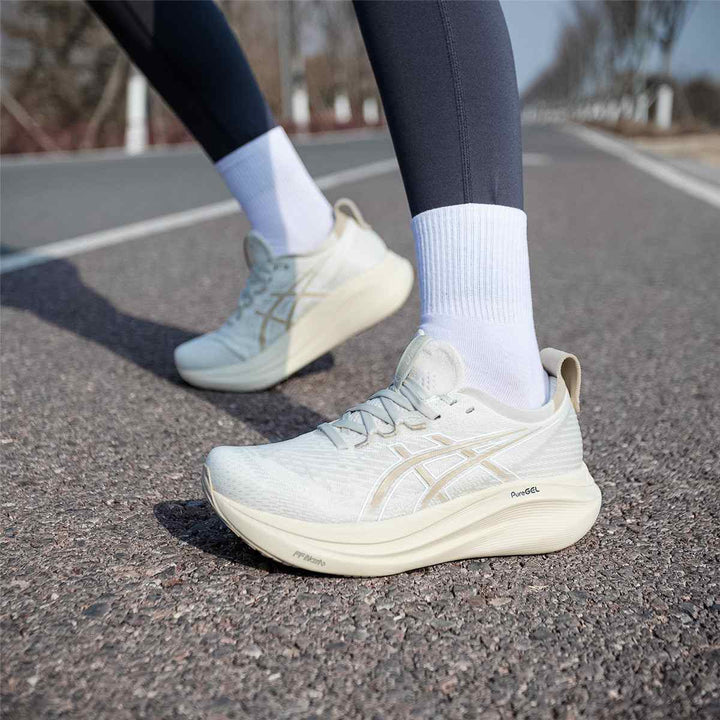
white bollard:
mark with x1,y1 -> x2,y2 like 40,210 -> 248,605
634,93 -> 649,124
125,70 -> 148,155
655,84 -> 673,130
620,95 -> 634,120
292,86 -> 310,130
607,99 -> 621,122
334,93 -> 351,125
362,97 -> 379,125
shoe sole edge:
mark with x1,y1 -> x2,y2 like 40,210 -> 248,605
203,464 -> 602,577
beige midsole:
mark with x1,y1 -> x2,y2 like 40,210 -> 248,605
178,250 -> 413,391
204,464 -> 602,576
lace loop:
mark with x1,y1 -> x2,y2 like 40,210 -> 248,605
227,261 -> 272,322
319,379 -> 443,449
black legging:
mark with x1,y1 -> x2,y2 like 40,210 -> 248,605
89,0 -> 523,215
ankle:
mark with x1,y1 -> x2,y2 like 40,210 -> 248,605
216,127 -> 333,256
412,202 -> 547,410
420,318 -> 549,408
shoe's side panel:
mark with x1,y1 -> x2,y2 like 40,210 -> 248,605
321,220 -> 389,287
178,249 -> 413,391
497,399 -> 585,483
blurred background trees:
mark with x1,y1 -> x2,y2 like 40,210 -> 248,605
0,0 -> 381,154
1,0 -> 717,155
2,0 -> 127,152
523,0 -> 718,131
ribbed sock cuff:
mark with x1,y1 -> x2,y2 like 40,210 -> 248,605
413,203 -> 531,324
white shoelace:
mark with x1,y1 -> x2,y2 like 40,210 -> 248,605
319,379 -> 456,449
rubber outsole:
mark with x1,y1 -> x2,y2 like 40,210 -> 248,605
177,250 -> 413,392
202,464 -> 602,577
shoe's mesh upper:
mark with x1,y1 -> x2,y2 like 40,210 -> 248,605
208,394 -> 584,524
174,334 -> 246,370
442,466 -> 502,501
209,430 -> 398,523
514,409 -> 583,478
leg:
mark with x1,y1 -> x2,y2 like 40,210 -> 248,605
89,0 -> 331,255
90,0 -> 413,391
354,0 -> 547,408
200,1 -> 596,576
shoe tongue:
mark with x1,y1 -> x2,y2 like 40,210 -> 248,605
394,331 -> 465,397
243,231 -> 274,268
325,332 -> 465,446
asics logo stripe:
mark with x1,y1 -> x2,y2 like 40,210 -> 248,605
391,442 -> 451,502
255,267 -> 326,349
420,432 -> 531,507
369,428 -> 533,511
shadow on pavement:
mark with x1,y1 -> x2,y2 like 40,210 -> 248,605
0,258 -> 332,441
153,498 -> 313,576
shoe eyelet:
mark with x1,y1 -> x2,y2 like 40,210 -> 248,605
465,407 -> 475,414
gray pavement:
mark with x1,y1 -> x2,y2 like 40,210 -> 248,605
1,125 -> 719,719
0,132 -> 397,253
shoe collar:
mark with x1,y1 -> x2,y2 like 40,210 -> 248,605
397,331 -> 581,425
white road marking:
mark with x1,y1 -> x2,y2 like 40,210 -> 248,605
0,158 -> 399,275
1,150 -> 551,275
315,157 -> 398,190
567,124 -> 720,210
523,152 -> 551,166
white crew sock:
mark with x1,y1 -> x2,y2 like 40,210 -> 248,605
215,126 -> 333,256
413,203 -> 549,409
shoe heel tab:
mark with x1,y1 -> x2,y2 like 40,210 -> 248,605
541,348 -> 581,412
334,198 -> 370,230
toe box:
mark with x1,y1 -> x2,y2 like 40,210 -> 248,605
205,445 -> 308,517
174,333 -> 242,372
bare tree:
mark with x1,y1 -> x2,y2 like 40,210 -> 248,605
523,2 -> 602,106
81,54 -> 128,149
1,1 -> 120,151
1,0 -> 381,154
0,90 -> 61,151
311,0 -> 376,123
523,0 -> 695,113
648,0 -> 693,76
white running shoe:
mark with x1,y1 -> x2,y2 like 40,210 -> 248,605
203,332 -> 602,576
174,199 -> 413,391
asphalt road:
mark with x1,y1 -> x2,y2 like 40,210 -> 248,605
2,125 -> 719,719
0,131 -> 397,253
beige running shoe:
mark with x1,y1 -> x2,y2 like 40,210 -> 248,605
174,199 -> 413,391
202,332 -> 602,576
